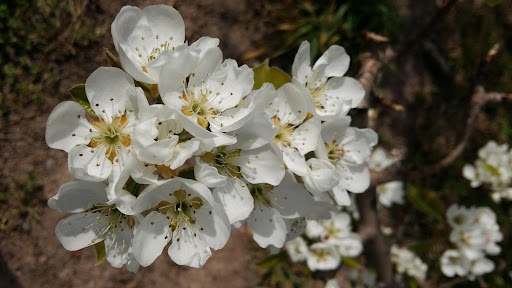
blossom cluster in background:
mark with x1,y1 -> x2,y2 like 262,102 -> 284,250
376,180 -> 405,208
440,204 -> 503,280
463,141 -> 512,202
390,245 -> 428,282
285,212 -> 362,271
45,4 -> 377,272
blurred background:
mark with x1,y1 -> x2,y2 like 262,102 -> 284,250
0,0 -> 511,287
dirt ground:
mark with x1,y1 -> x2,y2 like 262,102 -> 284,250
0,1 -> 281,287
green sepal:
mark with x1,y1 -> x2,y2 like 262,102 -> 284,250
252,59 -> 291,90
69,84 -> 97,117
407,184 -> 443,220
93,241 -> 106,266
177,167 -> 195,180
104,48 -> 122,69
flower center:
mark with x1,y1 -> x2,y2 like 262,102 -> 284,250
312,248 -> 331,262
272,117 -> 295,147
201,147 -> 242,178
249,184 -> 275,207
84,204 -> 135,244
89,115 -> 131,163
326,141 -> 345,163
181,92 -> 215,128
136,35 -> 175,73
156,189 -> 203,231
324,223 -> 341,240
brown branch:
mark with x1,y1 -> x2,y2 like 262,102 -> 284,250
410,86 -> 512,179
437,277 -> 467,288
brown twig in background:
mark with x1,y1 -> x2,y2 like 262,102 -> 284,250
410,86 -> 512,179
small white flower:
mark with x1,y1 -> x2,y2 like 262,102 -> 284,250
49,181 -> 140,272
132,177 -> 231,268
46,67 -> 148,182
376,181 -> 405,208
285,236 -> 308,263
390,245 -> 428,282
247,172 -> 314,248
440,249 -> 470,277
111,5 -> 186,84
306,242 -> 341,271
316,116 -> 378,205
159,47 -> 254,136
367,147 -> 398,172
292,41 -> 364,120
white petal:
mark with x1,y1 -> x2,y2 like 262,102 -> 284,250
330,186 -> 351,206
281,145 -> 309,177
137,137 -> 179,165
292,41 -> 312,84
204,60 -> 254,112
336,164 -> 371,193
55,212 -> 108,251
159,49 -> 200,110
195,202 -> 231,250
196,131 -> 237,154
85,67 -> 136,119
236,144 -> 285,185
68,144 -> 113,182
272,172 -> 314,218
312,45 -> 350,79
326,76 -> 365,109
166,139 -> 201,169
248,204 -> 287,248
303,158 -> 341,195
48,181 -> 108,212
105,226 -> 135,268
168,226 -> 211,268
132,211 -> 171,267
46,101 -> 92,152
229,112 -> 278,150
269,83 -> 308,125
190,37 -> 220,55
208,107 -> 253,133
212,178 -> 253,224
187,46 -> 223,88
194,158 -> 228,188
142,5 -> 185,46
320,116 -> 352,144
290,117 -> 320,155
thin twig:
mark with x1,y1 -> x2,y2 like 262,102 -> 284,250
410,86 -> 512,179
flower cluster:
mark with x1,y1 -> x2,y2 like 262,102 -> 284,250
45,4 -> 377,271
463,141 -> 512,202
440,204 -> 502,280
390,245 -> 428,282
285,212 -> 363,271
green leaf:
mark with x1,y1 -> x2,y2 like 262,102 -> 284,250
483,162 -> 500,176
485,0 -> 503,7
252,59 -> 291,90
93,242 -> 106,266
69,84 -> 97,116
257,251 -> 287,268
407,185 -> 443,220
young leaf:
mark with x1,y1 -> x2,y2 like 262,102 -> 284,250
69,84 -> 97,116
407,185 -> 443,220
257,251 -> 287,268
93,242 -> 106,266
253,60 -> 291,90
